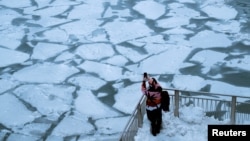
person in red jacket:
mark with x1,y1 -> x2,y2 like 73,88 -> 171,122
141,72 -> 162,136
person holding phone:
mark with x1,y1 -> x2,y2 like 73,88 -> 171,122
141,72 -> 162,136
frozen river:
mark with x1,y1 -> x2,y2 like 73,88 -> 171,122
0,0 -> 250,140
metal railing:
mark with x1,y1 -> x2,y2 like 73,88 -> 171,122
119,88 -> 250,141
119,95 -> 146,141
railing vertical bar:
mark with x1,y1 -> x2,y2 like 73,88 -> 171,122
174,90 -> 179,117
231,96 -> 236,124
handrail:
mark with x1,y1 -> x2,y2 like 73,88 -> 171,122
163,88 -> 250,98
119,94 -> 146,141
119,87 -> 250,141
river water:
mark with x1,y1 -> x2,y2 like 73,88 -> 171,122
0,0 -> 250,140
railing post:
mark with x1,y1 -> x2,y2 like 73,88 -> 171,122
230,96 -> 236,124
174,90 -> 179,117
138,104 -> 143,128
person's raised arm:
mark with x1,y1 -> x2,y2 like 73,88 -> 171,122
141,80 -> 146,92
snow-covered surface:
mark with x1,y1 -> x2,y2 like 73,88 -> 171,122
135,106 -> 229,141
0,0 -> 250,140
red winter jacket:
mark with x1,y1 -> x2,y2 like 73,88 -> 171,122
141,82 -> 162,107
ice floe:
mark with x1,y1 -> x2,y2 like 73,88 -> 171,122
75,43 -> 115,61
0,0 -> 31,8
189,30 -> 232,48
189,50 -> 228,74
113,83 -> 143,114
225,55 -> 250,71
52,116 -> 95,136
74,89 -> 121,119
12,63 -> 79,83
139,46 -> 192,74
201,5 -> 238,21
133,1 -> 165,20
78,61 -> 122,81
0,93 -> 37,128
13,84 -> 75,117
171,75 -> 206,91
103,19 -> 153,44
31,43 -> 69,60
68,74 -> 106,90
0,48 -> 29,67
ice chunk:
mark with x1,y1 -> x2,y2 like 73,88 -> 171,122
0,0 -> 31,8
163,27 -> 194,35
113,83 -> 143,114
24,16 -> 71,28
207,80 -> 250,97
102,55 -> 128,67
74,89 -> 121,119
205,21 -> 241,34
134,35 -> 167,44
190,50 -> 228,73
31,0 -> 52,8
6,133 -> 39,141
167,3 -> 200,18
14,84 -> 75,117
75,43 -> 115,61
25,5 -> 70,16
0,79 -> 19,93
0,37 -> 21,50
0,9 -> 21,28
172,75 -> 206,91
178,0 -> 195,3
40,28 -> 69,43
17,123 -> 51,137
103,7 -> 131,18
116,45 -> 148,63
95,116 -> 130,134
201,5 -> 237,20
60,20 -> 101,36
78,61 -> 122,81
54,51 -> 75,62
189,30 -> 232,48
52,116 -> 95,136
156,16 -> 190,28
31,43 -> 68,60
0,93 -> 36,128
225,55 -> 250,71
133,1 -> 165,20
144,43 -> 168,55
68,74 -> 106,90
0,48 -> 29,67
12,63 -> 79,83
103,19 -> 153,44
138,46 -> 192,74
67,3 -> 104,19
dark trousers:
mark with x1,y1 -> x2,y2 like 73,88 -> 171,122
146,108 -> 162,135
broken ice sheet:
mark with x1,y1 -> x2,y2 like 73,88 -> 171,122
78,60 -> 122,81
0,48 -> 29,67
74,89 -> 121,119
68,74 -> 106,90
189,30 -> 232,48
0,93 -> 37,128
75,43 -> 115,61
12,63 -> 79,83
13,84 -> 76,117
132,1 -> 165,20
31,42 -> 69,60
103,19 -> 153,44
